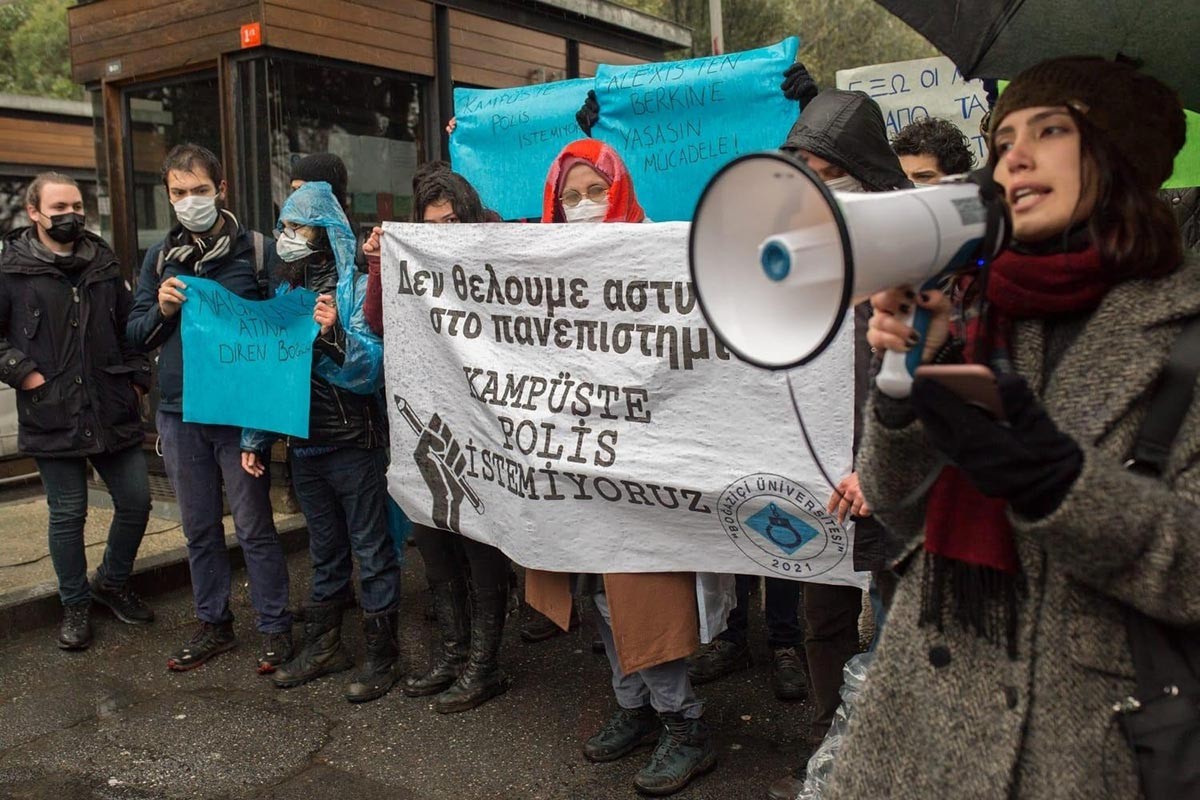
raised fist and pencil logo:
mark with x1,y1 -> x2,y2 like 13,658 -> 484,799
393,395 -> 484,533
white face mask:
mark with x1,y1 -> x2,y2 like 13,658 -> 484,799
564,198 -> 608,224
173,195 -> 219,232
824,175 -> 865,193
276,228 -> 314,263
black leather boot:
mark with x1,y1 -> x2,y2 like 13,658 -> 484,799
272,603 -> 352,689
58,601 -> 93,651
433,583 -> 509,713
404,580 -> 469,697
345,609 -> 401,703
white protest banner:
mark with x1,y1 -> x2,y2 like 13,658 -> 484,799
381,223 -> 867,588
836,56 -> 990,164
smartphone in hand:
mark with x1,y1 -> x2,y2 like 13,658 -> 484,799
914,364 -> 1004,418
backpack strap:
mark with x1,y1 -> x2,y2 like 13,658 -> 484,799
155,246 -> 166,280
1126,315 -> 1200,477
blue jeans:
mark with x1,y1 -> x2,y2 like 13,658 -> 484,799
289,447 -> 400,613
719,574 -> 804,649
35,445 -> 152,606
157,411 -> 291,633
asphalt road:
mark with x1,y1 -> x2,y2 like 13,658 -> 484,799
0,548 -> 814,800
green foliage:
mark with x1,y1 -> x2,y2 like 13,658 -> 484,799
624,0 -> 937,87
0,0 -> 81,101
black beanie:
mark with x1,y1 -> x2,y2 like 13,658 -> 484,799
990,57 -> 1185,192
290,153 -> 349,206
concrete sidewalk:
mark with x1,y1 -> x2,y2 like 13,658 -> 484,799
0,487 -> 307,639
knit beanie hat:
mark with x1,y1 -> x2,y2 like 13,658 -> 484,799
290,153 -> 350,207
990,57 -> 1185,192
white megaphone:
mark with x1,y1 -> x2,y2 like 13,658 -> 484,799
690,152 -> 1010,397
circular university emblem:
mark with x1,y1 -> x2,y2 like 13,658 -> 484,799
717,473 -> 848,579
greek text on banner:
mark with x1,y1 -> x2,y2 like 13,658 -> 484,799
180,276 -> 320,438
380,222 -> 867,588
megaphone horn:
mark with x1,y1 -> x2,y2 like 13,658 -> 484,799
688,152 -> 1010,396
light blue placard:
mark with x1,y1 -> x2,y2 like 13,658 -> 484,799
593,38 -> 800,221
180,277 -> 320,438
450,78 -> 593,221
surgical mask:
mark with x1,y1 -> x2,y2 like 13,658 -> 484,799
42,212 -> 86,244
824,175 -> 864,193
564,198 -> 608,223
276,228 -> 314,263
173,195 -> 219,232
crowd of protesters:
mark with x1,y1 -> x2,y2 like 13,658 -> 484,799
0,50 -> 1195,800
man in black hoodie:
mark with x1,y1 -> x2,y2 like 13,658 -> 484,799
766,88 -> 911,800
0,172 -> 154,650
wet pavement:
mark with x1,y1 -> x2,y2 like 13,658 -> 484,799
0,549 -> 813,800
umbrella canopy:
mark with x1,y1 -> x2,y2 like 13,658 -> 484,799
874,0 -> 1200,111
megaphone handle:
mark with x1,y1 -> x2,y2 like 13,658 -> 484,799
875,306 -> 931,399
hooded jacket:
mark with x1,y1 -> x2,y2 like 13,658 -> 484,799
541,139 -> 646,223
0,226 -> 151,457
780,89 -> 912,192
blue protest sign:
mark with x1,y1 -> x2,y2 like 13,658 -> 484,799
450,78 -> 593,220
180,277 -> 320,438
593,38 -> 800,221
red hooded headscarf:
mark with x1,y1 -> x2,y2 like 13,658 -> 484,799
541,139 -> 646,224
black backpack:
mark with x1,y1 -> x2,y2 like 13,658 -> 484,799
1117,315 -> 1200,800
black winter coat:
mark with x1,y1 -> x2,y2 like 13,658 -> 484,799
0,227 -> 151,457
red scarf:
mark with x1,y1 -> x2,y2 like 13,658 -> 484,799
919,245 -> 1108,647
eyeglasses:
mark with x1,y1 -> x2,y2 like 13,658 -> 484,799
560,184 -> 609,208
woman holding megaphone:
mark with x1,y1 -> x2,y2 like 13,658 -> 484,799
831,58 -> 1197,799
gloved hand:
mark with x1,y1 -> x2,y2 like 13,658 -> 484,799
781,62 -> 818,106
911,372 -> 1083,519
576,90 -> 600,137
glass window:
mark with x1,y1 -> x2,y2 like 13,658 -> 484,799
237,55 -> 426,237
125,74 -> 221,263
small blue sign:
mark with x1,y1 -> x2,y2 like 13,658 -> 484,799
180,277 -> 320,438
451,78 -> 593,221
592,37 -> 800,221
745,502 -> 820,555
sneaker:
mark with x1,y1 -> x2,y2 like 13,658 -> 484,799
771,646 -> 808,702
766,764 -> 807,800
167,621 -> 237,671
91,578 -> 155,625
633,712 -> 717,796
687,639 -> 751,685
58,601 -> 93,650
583,705 -> 662,763
257,631 -> 294,675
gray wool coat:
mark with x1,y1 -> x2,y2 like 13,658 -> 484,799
829,253 -> 1200,800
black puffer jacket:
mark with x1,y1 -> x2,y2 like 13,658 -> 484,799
0,227 -> 151,457
277,254 -> 385,451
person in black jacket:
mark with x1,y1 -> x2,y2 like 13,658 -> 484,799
0,172 -> 154,650
241,180 -> 401,704
126,144 -> 293,674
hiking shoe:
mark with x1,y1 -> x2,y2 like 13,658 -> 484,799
167,621 -> 237,671
687,639 -> 751,685
771,646 -> 808,702
767,764 -> 808,800
633,712 -> 717,796
584,705 -> 661,763
257,631 -> 294,675
91,578 -> 154,625
58,601 -> 93,650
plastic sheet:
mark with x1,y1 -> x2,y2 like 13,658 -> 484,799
796,650 -> 875,800
277,181 -> 383,395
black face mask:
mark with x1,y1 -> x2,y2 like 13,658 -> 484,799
42,212 -> 86,245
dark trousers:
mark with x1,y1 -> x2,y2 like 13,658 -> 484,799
804,582 -> 862,742
35,445 -> 152,606
290,447 -> 400,614
718,574 -> 804,649
157,411 -> 291,633
411,522 -> 510,591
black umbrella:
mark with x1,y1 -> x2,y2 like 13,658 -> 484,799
874,0 -> 1200,110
